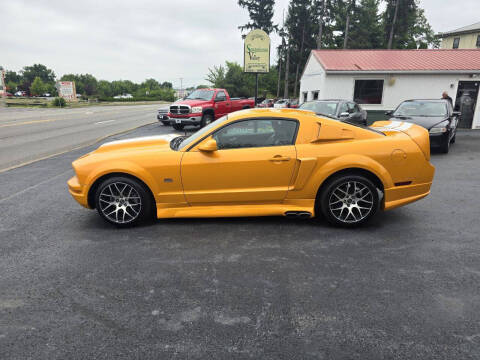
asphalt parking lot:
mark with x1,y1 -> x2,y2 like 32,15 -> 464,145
1,123 -> 480,359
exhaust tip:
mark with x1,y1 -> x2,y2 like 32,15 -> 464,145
284,211 -> 312,219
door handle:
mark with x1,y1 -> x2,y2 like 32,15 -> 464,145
269,155 -> 291,162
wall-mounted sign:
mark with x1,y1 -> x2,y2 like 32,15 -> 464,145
244,29 -> 270,73
56,81 -> 77,101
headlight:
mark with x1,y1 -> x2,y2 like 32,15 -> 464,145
191,106 -> 203,113
429,127 -> 447,134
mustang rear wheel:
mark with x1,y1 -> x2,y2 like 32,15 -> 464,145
318,175 -> 379,227
95,176 -> 153,227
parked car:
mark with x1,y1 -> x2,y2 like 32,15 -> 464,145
273,99 -> 290,108
386,99 -> 459,154
168,88 -> 255,130
14,91 -> 27,97
68,108 -> 435,228
289,99 -> 299,108
157,107 -> 170,125
42,93 -> 51,97
258,99 -> 274,108
113,94 -> 133,99
300,99 -> 367,126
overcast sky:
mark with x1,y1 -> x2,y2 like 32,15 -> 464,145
3,0 -> 479,88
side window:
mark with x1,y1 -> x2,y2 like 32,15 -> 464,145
453,37 -> 460,49
339,102 -> 349,114
213,119 -> 297,150
347,102 -> 356,113
215,91 -> 227,101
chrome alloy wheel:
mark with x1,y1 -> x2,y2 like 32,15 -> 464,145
98,182 -> 142,224
328,180 -> 374,224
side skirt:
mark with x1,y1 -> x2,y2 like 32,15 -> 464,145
156,200 -> 315,219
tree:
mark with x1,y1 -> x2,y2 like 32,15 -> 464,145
21,64 -> 56,92
382,0 -> 437,49
30,77 -> 45,96
238,0 -> 277,35
161,81 -> 173,89
348,0 -> 383,49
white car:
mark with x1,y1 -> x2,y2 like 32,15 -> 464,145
113,94 -> 133,99
273,99 -> 289,108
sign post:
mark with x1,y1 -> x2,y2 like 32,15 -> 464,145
244,29 -> 270,106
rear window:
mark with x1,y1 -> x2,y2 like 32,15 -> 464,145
300,101 -> 338,117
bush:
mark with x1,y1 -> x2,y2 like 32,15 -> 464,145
52,97 -> 66,107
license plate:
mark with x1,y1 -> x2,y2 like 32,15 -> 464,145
175,119 -> 182,124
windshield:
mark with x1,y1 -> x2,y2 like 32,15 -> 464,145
394,101 -> 447,117
185,90 -> 214,101
174,115 -> 228,150
300,101 -> 338,117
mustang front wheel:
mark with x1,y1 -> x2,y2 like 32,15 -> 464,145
319,175 -> 379,227
95,177 -> 153,227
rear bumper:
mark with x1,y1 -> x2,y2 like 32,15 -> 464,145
67,176 -> 90,208
157,114 -> 169,122
384,161 -> 435,211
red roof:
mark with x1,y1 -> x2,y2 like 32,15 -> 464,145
312,49 -> 480,72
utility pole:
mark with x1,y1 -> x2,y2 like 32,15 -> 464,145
179,77 -> 183,98
283,40 -> 290,99
277,10 -> 285,98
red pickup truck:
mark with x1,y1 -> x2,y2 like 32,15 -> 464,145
168,88 -> 255,130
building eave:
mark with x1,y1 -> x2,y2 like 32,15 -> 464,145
325,70 -> 480,75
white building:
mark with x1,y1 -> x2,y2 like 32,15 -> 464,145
300,49 -> 480,128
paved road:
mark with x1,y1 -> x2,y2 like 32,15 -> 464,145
1,126 -> 480,359
0,104 -> 167,171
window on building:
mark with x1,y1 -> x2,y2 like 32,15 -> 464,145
312,91 -> 319,100
353,80 -> 384,104
453,37 -> 460,49
302,92 -> 308,103
476,35 -> 480,48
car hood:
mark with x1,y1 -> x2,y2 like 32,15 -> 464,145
95,134 -> 179,153
173,99 -> 211,107
389,116 -> 448,130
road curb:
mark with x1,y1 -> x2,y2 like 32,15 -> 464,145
0,121 -> 157,174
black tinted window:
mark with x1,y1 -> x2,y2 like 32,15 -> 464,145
213,119 -> 297,150
354,80 -> 383,104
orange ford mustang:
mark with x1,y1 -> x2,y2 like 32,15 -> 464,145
68,108 -> 435,227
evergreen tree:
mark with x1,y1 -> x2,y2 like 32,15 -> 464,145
30,77 -> 45,96
238,0 -> 277,35
348,0 -> 382,48
382,0 -> 437,49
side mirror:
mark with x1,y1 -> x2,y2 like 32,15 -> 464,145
198,139 -> 218,152
385,110 -> 393,116
453,111 -> 461,117
339,112 -> 349,118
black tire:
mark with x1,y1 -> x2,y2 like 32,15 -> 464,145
161,121 -> 170,126
172,123 -> 184,131
201,113 -> 214,128
94,176 -> 154,227
440,136 -> 450,154
317,175 -> 379,228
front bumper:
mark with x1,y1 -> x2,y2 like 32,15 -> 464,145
169,114 -> 202,126
68,175 -> 90,208
429,132 -> 449,147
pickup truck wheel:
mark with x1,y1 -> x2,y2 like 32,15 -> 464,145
172,123 -> 184,131
201,114 -> 214,128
